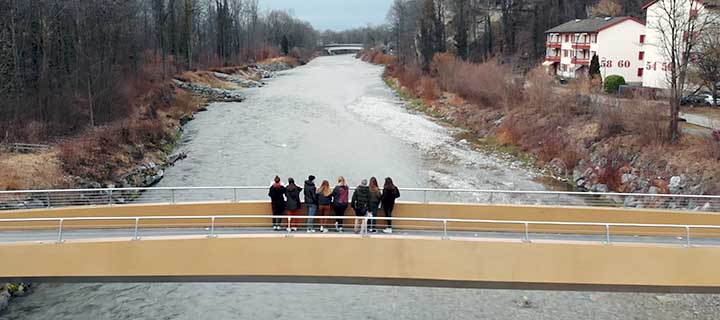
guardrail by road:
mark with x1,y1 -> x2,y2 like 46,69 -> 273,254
1,186 -> 719,212
1,143 -> 50,153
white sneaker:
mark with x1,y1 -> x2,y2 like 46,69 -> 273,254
322,228 -> 329,233
383,228 -> 393,234
287,228 -> 292,232
338,227 -> 344,233
307,229 -> 316,233
292,227 -> 298,232
320,226 -> 325,232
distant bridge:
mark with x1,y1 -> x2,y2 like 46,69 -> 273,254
322,43 -> 364,55
2,187 -> 720,292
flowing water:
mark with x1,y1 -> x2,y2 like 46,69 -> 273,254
3,55 -> 718,319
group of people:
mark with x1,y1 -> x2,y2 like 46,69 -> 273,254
268,175 -> 401,234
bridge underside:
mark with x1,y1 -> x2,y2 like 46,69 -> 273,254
2,234 -> 720,293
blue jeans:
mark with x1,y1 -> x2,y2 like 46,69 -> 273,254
306,204 -> 317,230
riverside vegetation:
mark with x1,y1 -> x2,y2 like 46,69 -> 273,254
362,50 -> 720,203
0,56 -> 302,312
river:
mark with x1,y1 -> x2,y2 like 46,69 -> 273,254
2,55 -> 718,319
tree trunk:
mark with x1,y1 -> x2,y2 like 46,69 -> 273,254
185,0 -> 194,70
38,2 -> 51,123
87,78 -> 94,127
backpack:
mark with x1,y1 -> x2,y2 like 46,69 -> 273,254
338,187 -> 349,204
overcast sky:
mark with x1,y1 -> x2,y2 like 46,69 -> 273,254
260,0 -> 391,31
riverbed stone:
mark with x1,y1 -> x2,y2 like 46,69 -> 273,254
621,173 -> 638,185
591,184 -> 609,193
669,175 -> 686,194
0,290 -> 10,312
648,186 -> 661,195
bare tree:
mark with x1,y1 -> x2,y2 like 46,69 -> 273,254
695,30 -> 720,106
650,0 -> 719,143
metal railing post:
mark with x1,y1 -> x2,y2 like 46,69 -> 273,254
133,218 -> 140,240
423,190 -> 428,204
488,192 -> 494,204
108,189 -> 113,206
171,189 -> 176,204
209,217 -> 217,238
363,215 -> 369,238
233,188 -> 238,203
286,217 -> 292,236
442,220 -> 448,240
523,222 -> 530,243
56,219 -> 64,244
605,224 -> 611,245
685,226 -> 691,247
46,192 -> 51,208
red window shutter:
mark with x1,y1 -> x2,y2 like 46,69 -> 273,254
639,51 -> 645,60
639,35 -> 645,43
637,68 -> 644,77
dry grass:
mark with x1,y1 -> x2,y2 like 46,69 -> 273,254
260,56 -> 301,67
0,151 -> 69,190
419,76 -> 439,102
432,53 -> 508,107
176,71 -> 240,90
58,119 -> 170,182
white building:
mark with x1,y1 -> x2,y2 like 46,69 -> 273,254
544,17 -> 646,84
642,0 -> 720,89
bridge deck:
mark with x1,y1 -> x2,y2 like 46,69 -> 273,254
3,231 -> 720,293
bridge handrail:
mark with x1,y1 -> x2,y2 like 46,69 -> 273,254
0,214 -> 713,246
1,186 -> 719,200
2,214 -> 720,229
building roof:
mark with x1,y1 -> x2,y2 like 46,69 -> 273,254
545,17 -> 642,34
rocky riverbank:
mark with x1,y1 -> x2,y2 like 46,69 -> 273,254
0,284 -> 30,314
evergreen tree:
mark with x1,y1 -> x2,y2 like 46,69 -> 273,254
589,54 -> 601,78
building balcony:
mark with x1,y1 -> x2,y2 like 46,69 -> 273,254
572,43 -> 591,50
571,58 -> 590,65
546,42 -> 562,48
545,56 -> 561,62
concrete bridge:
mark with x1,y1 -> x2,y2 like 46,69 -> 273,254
2,187 -> 720,292
322,43 -> 364,55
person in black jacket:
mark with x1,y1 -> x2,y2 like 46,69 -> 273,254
285,178 -> 302,232
381,177 -> 400,234
303,175 -> 318,232
268,176 -> 286,231
351,179 -> 371,234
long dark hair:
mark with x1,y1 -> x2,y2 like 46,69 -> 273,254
287,177 -> 297,190
369,177 -> 380,193
383,177 -> 396,190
